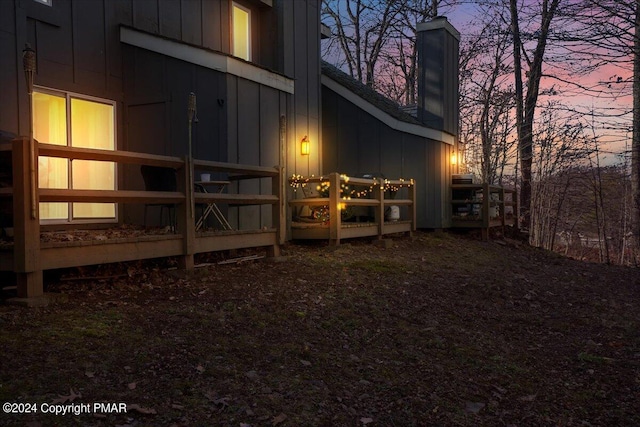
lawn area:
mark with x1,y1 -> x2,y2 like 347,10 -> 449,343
1,231 -> 639,426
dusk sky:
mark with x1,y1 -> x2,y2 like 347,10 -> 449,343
443,1 -> 633,165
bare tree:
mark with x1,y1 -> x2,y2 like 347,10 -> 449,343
510,0 -> 561,233
321,0 -> 403,88
529,109 -> 590,250
381,0 -> 455,104
548,0 -> 636,258
459,7 -> 517,184
322,0 -> 457,103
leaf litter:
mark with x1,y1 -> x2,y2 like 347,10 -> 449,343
1,231 -> 639,426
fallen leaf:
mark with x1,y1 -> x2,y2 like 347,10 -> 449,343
128,382 -> 137,390
300,359 -> 311,366
360,417 -> 374,424
196,365 -> 205,373
213,397 -> 229,407
272,413 -> 287,425
171,404 -> 184,410
465,401 -> 485,414
85,371 -> 95,378
519,394 -> 537,402
51,388 -> 82,404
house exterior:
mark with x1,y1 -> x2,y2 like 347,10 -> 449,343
321,18 -> 459,229
0,0 -> 322,230
1,0 -> 461,299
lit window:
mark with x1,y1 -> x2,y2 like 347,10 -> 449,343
232,2 -> 251,61
33,90 -> 116,222
33,0 -> 52,6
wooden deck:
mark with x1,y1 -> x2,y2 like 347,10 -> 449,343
451,182 -> 518,239
1,138 -> 283,298
289,173 -> 416,245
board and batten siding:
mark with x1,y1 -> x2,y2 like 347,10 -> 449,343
1,0 -> 322,234
277,0 -> 321,179
322,85 -> 453,229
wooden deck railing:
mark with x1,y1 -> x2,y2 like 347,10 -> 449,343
1,137 -> 283,298
451,182 -> 518,240
288,172 -> 416,245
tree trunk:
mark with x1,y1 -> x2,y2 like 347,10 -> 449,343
632,0 -> 640,259
510,0 -> 560,233
509,0 -> 526,227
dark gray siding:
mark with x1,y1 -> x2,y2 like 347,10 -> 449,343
322,85 -> 453,229
0,0 -> 20,135
277,0 -> 321,178
1,0 -> 317,232
1,0 -> 290,137
417,19 -> 459,136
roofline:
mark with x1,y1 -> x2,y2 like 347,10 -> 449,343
417,16 -> 460,41
321,75 -> 455,145
120,26 -> 294,94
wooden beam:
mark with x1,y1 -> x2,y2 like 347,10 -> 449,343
12,138 -> 43,297
194,193 -> 278,205
40,238 -> 184,269
39,189 -> 185,204
193,159 -> 279,177
38,143 -> 184,168
329,173 -> 341,245
382,198 -> 413,206
288,197 -> 330,207
375,180 -> 384,238
288,197 -> 380,207
194,231 -> 277,253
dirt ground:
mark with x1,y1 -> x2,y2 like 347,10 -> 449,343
1,231 -> 639,426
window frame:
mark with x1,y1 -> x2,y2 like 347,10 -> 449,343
231,1 -> 252,61
34,86 -> 118,225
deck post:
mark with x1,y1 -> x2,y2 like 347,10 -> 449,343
12,137 -> 43,297
513,188 -> 519,232
375,179 -> 384,238
500,187 -> 506,234
177,156 -> 194,270
481,182 -> 490,241
410,180 -> 417,235
329,173 -> 341,245
269,171 -> 282,257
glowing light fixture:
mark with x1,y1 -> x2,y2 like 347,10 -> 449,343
301,135 -> 310,156
450,150 -> 457,165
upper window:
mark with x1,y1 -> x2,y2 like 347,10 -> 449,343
33,89 -> 116,223
232,2 -> 251,61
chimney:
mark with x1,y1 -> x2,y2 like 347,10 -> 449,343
417,16 -> 460,136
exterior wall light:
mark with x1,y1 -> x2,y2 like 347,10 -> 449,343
450,150 -> 457,165
301,135 -> 310,156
